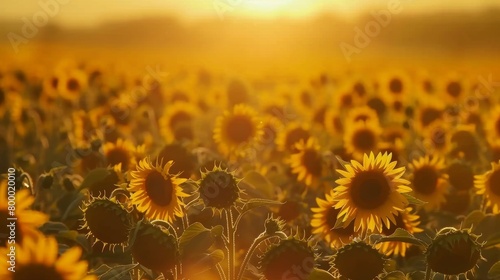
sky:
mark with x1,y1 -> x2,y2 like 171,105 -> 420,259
1,0 -> 499,28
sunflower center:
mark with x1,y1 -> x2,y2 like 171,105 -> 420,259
145,171 -> 174,206
51,77 -> 59,89
0,89 -> 4,105
285,128 -> 310,151
225,115 -> 254,143
413,166 -> 438,195
106,148 -> 130,169
302,149 -> 322,176
446,81 -> 462,97
352,129 -> 376,152
389,78 -> 403,94
423,80 -> 433,93
354,82 -> 366,97
14,264 -> 64,280
354,114 -> 369,122
420,107 -> 442,127
313,106 -> 327,124
67,78 -> 80,92
367,97 -> 387,117
326,207 -> 355,236
341,95 -> 353,107
447,162 -> 474,191
350,170 -> 391,210
300,91 -> 312,107
488,170 -> 500,197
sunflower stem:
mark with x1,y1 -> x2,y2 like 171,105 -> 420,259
236,231 -> 287,280
216,263 -> 227,280
425,266 -> 432,280
225,208 -> 236,280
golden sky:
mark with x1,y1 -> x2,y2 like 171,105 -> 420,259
1,0 -> 499,27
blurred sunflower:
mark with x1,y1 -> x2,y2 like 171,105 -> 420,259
440,74 -> 469,102
276,122 -> 311,153
333,152 -> 412,234
379,71 -> 412,98
0,232 -> 96,280
57,69 -> 88,102
0,180 -> 48,247
289,138 -> 323,187
449,124 -> 481,162
324,108 -> 344,137
213,104 -> 263,157
475,160 -> 500,213
128,158 -> 188,222
422,120 -> 450,156
376,207 -> 423,256
485,105 -> 500,146
311,190 -> 356,248
345,106 -> 380,124
343,119 -> 382,160
159,101 -> 200,143
409,155 -> 448,210
102,138 -> 138,172
414,98 -> 445,131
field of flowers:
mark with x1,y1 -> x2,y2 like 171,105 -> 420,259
1,9 -> 500,278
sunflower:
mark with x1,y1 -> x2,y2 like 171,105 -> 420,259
0,232 -> 96,280
345,106 -> 380,125
439,74 -> 470,102
448,124 -> 481,162
289,138 -> 323,187
86,164 -> 125,198
422,120 -> 450,156
128,158 -> 188,222
102,138 -> 138,172
324,108 -> 344,137
485,105 -> 500,147
156,142 -> 197,179
0,180 -> 48,247
197,164 -> 242,212
378,71 -> 412,98
311,190 -> 357,248
376,207 -> 423,257
333,152 -> 412,234
414,98 -> 445,131
57,69 -> 88,102
343,119 -> 382,160
213,104 -> 263,157
475,160 -> 500,213
332,240 -> 386,280
159,101 -> 200,143
409,155 -> 448,210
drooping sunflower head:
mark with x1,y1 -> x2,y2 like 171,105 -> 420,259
376,207 -> 423,257
311,190 -> 357,248
333,152 -> 412,234
409,155 -> 448,210
87,164 -> 125,198
343,119 -> 382,160
128,158 -> 188,222
475,160 -> 500,213
0,231 -> 96,280
213,104 -> 263,157
197,164 -> 242,212
426,227 -> 483,277
264,214 -> 286,235
130,221 -> 179,276
80,196 -> 134,251
332,240 -> 386,280
259,235 -> 316,280
289,137 -> 323,187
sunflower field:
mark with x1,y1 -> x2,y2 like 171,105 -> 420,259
2,3 -> 500,280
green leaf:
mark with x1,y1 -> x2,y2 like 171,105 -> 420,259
376,228 -> 428,247
39,221 -> 69,234
91,264 -> 112,276
211,225 -> 224,238
99,263 -> 137,280
307,268 -> 336,280
484,232 -> 500,249
402,193 -> 427,206
463,210 -> 486,229
406,271 -> 426,280
78,168 -> 111,191
179,222 -> 216,257
488,261 -> 500,279
381,271 -> 408,280
241,198 -> 283,213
